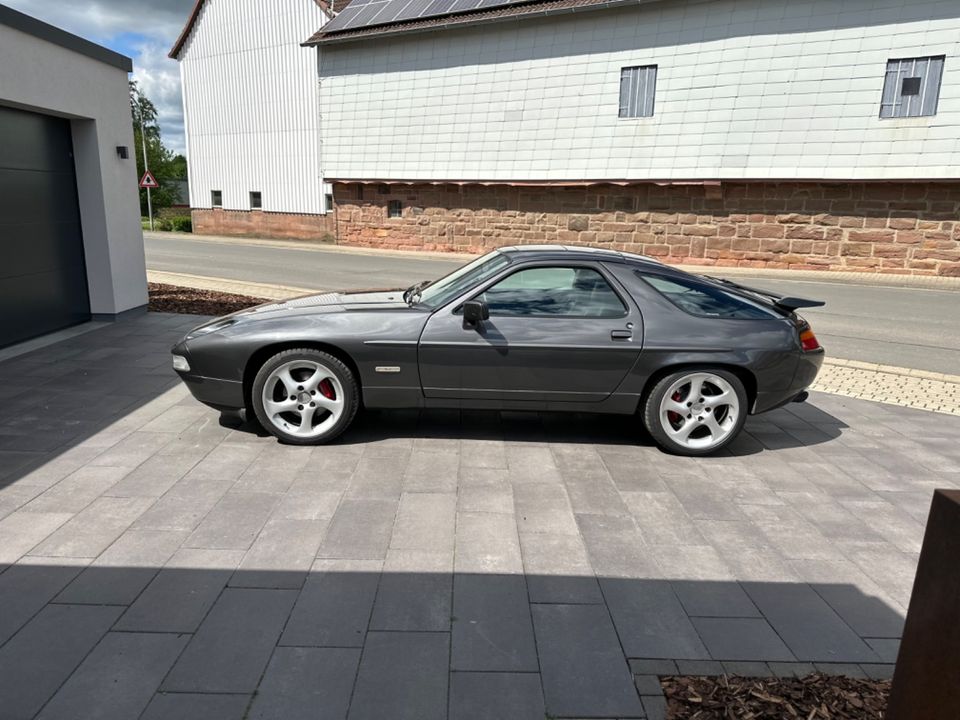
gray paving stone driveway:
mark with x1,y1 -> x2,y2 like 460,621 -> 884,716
0,313 -> 958,719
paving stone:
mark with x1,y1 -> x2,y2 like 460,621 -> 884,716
36,632 -> 188,720
767,661 -> 817,678
55,528 -> 187,605
860,663 -> 896,680
370,549 -> 452,631
676,659 -> 726,676
24,465 -> 132,513
185,491 -> 281,551
233,445 -> 313,494
231,518 -> 328,589
533,603 -> 644,718
721,661 -> 774,677
507,445 -> 562,482
0,604 -> 122,720
404,449 -> 459,492
520,532 -> 603,604
130,476 -> 235,532
813,663 -> 868,678
576,513 -> 660,579
115,548 -> 244,632
87,431 -> 172,468
0,559 -> 86,645
595,450 -> 668,492
140,692 -> 250,720
461,438 -> 507,469
642,693 -> 669,720
864,638 -> 901,663
634,674 -> 665,694
458,483 -> 513,514
318,497 -> 398,559
162,587 -> 297,693
347,632 -> 449,720
562,468 -> 631,516
345,455 -> 406,500
29,496 -> 154,558
690,617 -> 795,662
104,448 -> 209,498
454,511 -> 523,574
629,658 -> 678,676
513,481 -> 579,535
452,573 -> 539,671
0,510 -> 73,563
742,582 -> 879,662
449,672 -> 546,720
622,491 -> 705,546
390,492 -> 456,552
280,558 -> 381,647
248,647 -> 360,720
671,579 -> 761,619
602,578 -> 709,660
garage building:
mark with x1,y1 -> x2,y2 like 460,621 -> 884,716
0,5 -> 147,349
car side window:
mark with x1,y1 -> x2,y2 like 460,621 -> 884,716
639,273 -> 777,319
479,266 -> 627,318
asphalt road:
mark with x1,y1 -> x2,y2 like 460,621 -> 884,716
145,233 -> 960,374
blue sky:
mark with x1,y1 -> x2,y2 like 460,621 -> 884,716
5,1 -> 195,154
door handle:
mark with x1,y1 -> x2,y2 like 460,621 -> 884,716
610,330 -> 632,340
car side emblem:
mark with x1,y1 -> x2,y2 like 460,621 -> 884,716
375,366 -> 402,373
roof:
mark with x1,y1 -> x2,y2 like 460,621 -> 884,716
306,0 -> 648,45
0,4 -> 132,71
169,0 -> 351,59
498,244 -> 662,267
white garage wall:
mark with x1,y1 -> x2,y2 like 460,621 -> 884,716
318,0 -> 960,181
0,21 -> 146,316
178,0 -> 330,214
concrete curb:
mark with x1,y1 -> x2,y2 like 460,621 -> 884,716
146,230 -> 960,290
147,271 -> 312,300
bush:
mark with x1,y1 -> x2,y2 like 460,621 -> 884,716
155,218 -> 174,231
171,216 -> 192,232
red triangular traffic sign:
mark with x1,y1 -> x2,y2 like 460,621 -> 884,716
139,171 -> 160,189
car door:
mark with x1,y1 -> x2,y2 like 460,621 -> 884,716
418,262 -> 643,403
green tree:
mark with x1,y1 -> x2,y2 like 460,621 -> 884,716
130,80 -> 186,215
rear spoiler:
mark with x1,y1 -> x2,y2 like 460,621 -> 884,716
702,276 -> 825,312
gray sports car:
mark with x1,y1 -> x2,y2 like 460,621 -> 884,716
171,245 -> 824,456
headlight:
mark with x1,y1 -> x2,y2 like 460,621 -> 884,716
172,355 -> 191,372
187,317 -> 237,338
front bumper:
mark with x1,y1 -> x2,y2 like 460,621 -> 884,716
176,371 -> 245,412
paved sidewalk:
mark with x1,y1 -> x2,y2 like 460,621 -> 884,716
1,313 -> 957,719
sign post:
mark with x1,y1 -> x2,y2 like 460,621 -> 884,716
138,116 -> 158,231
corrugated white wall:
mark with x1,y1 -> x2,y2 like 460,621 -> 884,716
179,0 -> 329,213
319,0 -> 960,181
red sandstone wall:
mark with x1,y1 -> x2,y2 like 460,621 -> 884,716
332,182 -> 960,276
192,209 -> 335,241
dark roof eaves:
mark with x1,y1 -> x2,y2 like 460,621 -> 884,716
305,0 -> 641,46
0,4 -> 132,71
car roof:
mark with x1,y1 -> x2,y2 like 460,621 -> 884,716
497,244 -> 666,270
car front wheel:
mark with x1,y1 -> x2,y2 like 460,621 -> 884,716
251,348 -> 359,445
642,368 -> 747,456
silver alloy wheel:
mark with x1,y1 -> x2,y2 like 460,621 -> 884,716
658,372 -> 740,451
260,359 -> 345,439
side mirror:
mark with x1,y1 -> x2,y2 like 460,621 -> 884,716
462,300 -> 489,329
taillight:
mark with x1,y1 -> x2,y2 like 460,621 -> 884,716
798,321 -> 821,352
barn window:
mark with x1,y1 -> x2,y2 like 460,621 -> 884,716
880,56 -> 944,118
250,191 -> 262,209
387,200 -> 402,218
211,190 -> 222,207
619,65 -> 657,118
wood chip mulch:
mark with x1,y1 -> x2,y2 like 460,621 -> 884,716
148,283 -> 269,316
662,674 -> 890,719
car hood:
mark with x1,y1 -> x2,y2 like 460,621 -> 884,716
234,289 -> 409,318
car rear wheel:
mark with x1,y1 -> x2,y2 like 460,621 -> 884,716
643,368 -> 747,456
251,348 -> 359,445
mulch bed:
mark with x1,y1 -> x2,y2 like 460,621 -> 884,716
148,283 -> 269,316
662,674 -> 890,719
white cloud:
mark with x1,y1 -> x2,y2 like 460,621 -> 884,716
4,0 -> 193,154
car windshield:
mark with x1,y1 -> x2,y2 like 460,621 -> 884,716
411,251 -> 511,309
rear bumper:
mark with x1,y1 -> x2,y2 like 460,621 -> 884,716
754,349 -> 824,414
177,371 -> 245,412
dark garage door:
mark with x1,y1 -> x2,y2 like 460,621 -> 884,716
0,105 -> 90,349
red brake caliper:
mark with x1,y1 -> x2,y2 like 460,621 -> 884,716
667,390 -> 682,426
319,379 -> 336,400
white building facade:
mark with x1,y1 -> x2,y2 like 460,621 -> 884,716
171,0 -> 335,239
309,0 -> 960,277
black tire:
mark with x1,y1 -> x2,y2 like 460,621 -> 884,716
642,368 -> 748,456
251,348 -> 359,445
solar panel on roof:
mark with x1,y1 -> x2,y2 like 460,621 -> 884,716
323,0 -> 536,34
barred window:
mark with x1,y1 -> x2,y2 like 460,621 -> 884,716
619,65 -> 657,118
880,56 -> 944,119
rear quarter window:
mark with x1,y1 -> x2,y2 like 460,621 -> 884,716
638,273 -> 778,320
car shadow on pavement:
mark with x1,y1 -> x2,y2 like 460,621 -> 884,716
0,565 -> 904,720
